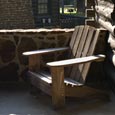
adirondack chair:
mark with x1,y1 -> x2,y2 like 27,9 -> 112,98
23,25 -> 108,108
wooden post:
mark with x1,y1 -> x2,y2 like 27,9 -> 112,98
50,66 -> 65,108
29,55 -> 41,71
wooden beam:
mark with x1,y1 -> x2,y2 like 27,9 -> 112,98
95,6 -> 112,20
96,18 -> 115,36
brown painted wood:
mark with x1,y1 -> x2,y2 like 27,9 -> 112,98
86,9 -> 95,17
86,0 -> 95,9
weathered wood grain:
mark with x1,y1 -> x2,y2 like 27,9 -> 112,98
24,25 -> 108,108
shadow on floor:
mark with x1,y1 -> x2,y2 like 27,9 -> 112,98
0,82 -> 114,115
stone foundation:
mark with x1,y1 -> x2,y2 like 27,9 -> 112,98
0,28 -> 73,81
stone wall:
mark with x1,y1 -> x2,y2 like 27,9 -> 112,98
0,0 -> 34,29
0,29 -> 73,81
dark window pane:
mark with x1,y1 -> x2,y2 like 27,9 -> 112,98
38,0 -> 48,14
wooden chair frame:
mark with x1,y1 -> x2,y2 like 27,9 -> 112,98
23,25 -> 108,108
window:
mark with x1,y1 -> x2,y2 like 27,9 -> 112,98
38,0 -> 48,14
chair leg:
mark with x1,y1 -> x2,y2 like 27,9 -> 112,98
52,91 -> 65,108
51,66 -> 65,108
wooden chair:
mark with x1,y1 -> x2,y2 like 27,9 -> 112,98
23,25 -> 108,108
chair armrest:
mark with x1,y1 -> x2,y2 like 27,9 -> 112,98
47,54 -> 105,67
22,47 -> 69,56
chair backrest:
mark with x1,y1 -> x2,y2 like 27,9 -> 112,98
66,25 -> 107,84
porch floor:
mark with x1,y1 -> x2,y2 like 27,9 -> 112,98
0,82 -> 114,115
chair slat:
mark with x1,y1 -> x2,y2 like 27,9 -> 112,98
67,26 -> 84,78
81,29 -> 101,82
69,26 -> 89,81
78,27 -> 96,82
69,26 -> 84,80
70,26 -> 79,49
76,25 -> 89,58
68,26 -> 102,83
81,27 -> 96,57
72,26 -> 84,56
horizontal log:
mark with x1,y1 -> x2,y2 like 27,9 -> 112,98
96,18 -> 115,36
97,0 -> 114,8
95,6 -> 113,19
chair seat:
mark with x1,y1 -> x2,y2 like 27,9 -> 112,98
28,71 -> 83,87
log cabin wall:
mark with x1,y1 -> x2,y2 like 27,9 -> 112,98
86,0 -> 115,93
85,0 -> 96,26
85,0 -> 115,28
95,0 -> 115,93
